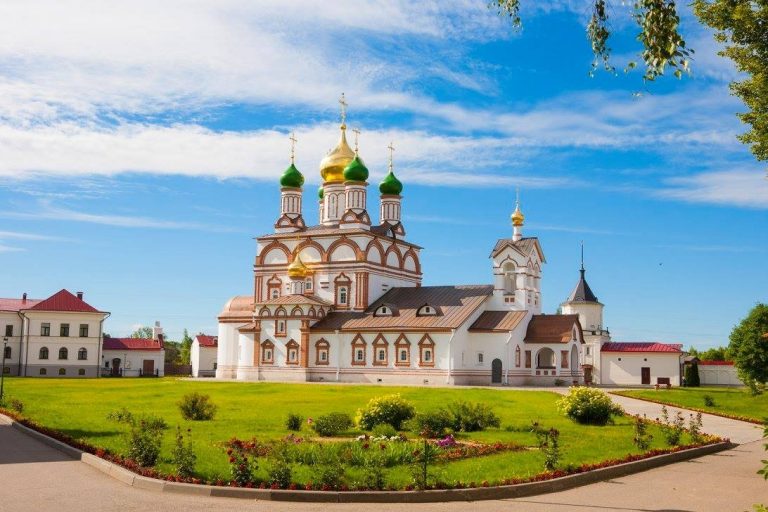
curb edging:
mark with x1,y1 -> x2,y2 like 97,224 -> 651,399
2,413 -> 734,502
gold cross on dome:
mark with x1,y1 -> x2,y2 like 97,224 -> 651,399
387,141 -> 395,171
351,127 -> 360,153
338,92 -> 348,126
289,132 -> 297,164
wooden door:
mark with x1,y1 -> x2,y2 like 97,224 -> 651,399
641,367 -> 651,385
491,358 -> 502,384
143,359 -> 154,375
111,358 -> 121,376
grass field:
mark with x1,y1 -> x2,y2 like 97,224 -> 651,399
614,387 -> 768,423
1,378 -> 701,485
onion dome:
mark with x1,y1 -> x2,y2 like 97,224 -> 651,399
343,154 -> 369,182
511,204 -> 524,226
279,163 -> 304,188
287,255 -> 309,279
379,170 -> 403,195
318,186 -> 324,200
319,126 -> 355,183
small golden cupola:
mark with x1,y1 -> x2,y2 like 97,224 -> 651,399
511,203 -> 524,227
287,254 -> 309,279
511,189 -> 525,242
319,93 -> 355,183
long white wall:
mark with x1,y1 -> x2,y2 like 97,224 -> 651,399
601,353 -> 680,386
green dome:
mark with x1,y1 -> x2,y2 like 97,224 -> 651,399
318,186 -> 324,200
279,163 -> 304,188
379,170 -> 403,195
343,155 -> 369,182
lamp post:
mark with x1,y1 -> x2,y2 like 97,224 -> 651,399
1,337 -> 8,400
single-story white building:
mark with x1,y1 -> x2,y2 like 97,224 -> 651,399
600,342 -> 682,386
191,334 -> 218,377
101,322 -> 165,377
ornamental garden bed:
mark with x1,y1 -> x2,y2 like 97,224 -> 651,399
612,387 -> 767,425
0,378 -> 724,491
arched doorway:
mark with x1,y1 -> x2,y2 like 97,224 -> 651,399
491,358 -> 502,384
536,348 -> 555,369
570,345 -> 579,373
111,358 -> 121,377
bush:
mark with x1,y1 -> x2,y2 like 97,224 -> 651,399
172,426 -> 197,478
659,406 -> 685,446
541,428 -> 561,471
312,412 -> 353,437
632,415 -> 653,450
178,392 -> 217,421
2,397 -> 24,413
371,423 -> 398,438
411,409 -> 454,437
448,401 -> 501,432
703,394 -> 716,407
285,413 -> 303,432
314,463 -> 345,490
268,459 -> 293,489
357,394 -> 415,430
107,408 -> 168,467
556,387 -> 624,425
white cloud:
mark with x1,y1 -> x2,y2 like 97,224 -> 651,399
0,230 -> 62,241
656,169 -> 768,209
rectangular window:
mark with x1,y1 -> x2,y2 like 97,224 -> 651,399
320,351 -> 327,361
60,324 -> 70,337
275,320 -> 286,337
378,349 -> 386,361
424,349 -> 432,362
356,349 -> 364,361
477,352 -> 484,365
525,350 -> 532,369
4,325 -> 12,337
305,279 -> 313,292
585,346 -> 591,356
41,323 -> 51,336
79,324 -> 89,337
561,350 -> 569,369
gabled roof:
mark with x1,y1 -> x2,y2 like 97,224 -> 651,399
103,337 -> 163,351
311,285 -> 493,332
490,237 -> 546,263
0,297 -> 42,311
525,314 -> 582,343
29,289 -> 102,313
469,310 -> 528,333
195,334 -> 218,347
601,342 -> 682,353
565,268 -> 599,303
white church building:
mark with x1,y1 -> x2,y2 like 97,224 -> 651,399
214,99 -> 683,387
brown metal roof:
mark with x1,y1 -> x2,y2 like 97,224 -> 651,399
468,310 -> 528,332
524,314 -> 582,343
490,237 -> 546,262
259,295 -> 332,306
311,285 -> 492,332
218,295 -> 255,319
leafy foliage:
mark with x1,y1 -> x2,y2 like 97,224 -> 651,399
541,428 -> 561,471
703,394 -> 716,407
130,326 -> 153,339
311,412 -> 353,437
659,405 -> 685,446
179,329 -> 194,365
758,419 -> 768,480
727,303 -> 768,394
107,408 -> 168,467
285,413 -> 303,432
633,414 -> 653,450
557,387 -> 624,425
588,0 -> 614,76
172,426 -> 197,478
356,394 -> 415,431
178,392 -> 217,421
694,1 -> 768,162
224,439 -> 259,486
448,401 -> 501,432
688,412 -> 704,444
688,345 -> 733,362
371,422 -> 398,438
411,408 -> 455,437
684,362 -> 701,387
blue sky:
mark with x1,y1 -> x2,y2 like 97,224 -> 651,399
1,1 -> 766,348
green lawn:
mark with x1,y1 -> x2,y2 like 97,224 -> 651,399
614,387 -> 768,423
2,378 -> 699,486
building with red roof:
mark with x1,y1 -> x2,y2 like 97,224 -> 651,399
191,334 -> 218,377
101,321 -> 165,377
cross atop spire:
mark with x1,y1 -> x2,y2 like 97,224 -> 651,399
515,186 -> 520,209
289,131 -> 297,164
352,127 -> 360,154
339,92 -> 348,128
387,141 -> 395,172
580,240 -> 585,273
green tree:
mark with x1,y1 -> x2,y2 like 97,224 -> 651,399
684,362 -> 701,387
131,326 -> 153,339
728,303 -> 768,394
164,341 -> 181,364
700,346 -> 733,361
694,1 -> 768,163
179,329 -> 193,365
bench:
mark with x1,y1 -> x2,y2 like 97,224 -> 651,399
654,377 -> 671,390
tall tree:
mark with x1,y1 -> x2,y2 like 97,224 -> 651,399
131,326 -> 153,339
179,329 -> 194,365
694,1 -> 768,163
728,303 -> 768,394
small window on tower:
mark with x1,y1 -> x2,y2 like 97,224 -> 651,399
271,288 -> 279,299
305,278 -> 313,292
338,286 -> 348,305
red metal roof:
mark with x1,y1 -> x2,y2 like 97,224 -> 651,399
699,360 -> 734,366
195,335 -> 218,347
103,337 -> 163,351
29,289 -> 102,313
0,297 -> 42,311
602,342 -> 682,353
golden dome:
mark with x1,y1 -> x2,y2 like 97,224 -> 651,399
287,255 -> 309,279
319,125 -> 355,183
511,204 -> 524,226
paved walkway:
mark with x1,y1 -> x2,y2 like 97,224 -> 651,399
0,395 -> 765,512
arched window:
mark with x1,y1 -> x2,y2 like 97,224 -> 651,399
515,346 -> 521,367
58,368 -> 66,375
78,348 -> 87,360
502,261 -> 516,296
78,369 -> 86,376
58,347 -> 68,360
3,346 -> 10,359
39,368 -> 47,375
338,286 -> 348,305
39,347 -> 49,360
